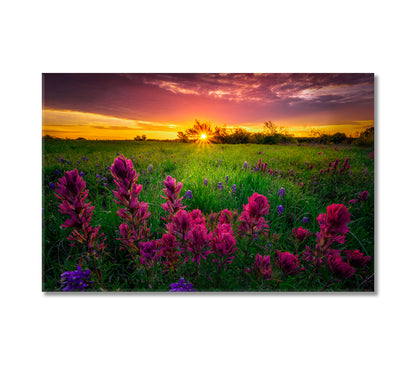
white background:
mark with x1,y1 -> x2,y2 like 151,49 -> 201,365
1,1 -> 415,373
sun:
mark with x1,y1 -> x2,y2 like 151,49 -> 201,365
200,133 -> 207,140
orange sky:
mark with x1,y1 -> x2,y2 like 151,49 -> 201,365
42,73 -> 374,139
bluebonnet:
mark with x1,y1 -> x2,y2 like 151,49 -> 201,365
203,178 -> 208,186
276,205 -> 284,214
148,164 -> 153,172
79,171 -> 84,177
49,182 -> 56,190
278,188 -> 286,197
184,190 -> 193,199
55,169 -> 60,175
218,182 -> 224,190
231,184 -> 236,193
225,175 -> 229,182
169,278 -> 195,292
61,266 -> 91,291
243,161 -> 248,170
302,217 -> 309,224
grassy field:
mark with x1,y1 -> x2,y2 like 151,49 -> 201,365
42,139 -> 374,292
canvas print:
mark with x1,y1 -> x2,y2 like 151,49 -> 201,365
42,73 -> 374,292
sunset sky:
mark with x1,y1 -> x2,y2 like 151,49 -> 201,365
42,73 -> 374,140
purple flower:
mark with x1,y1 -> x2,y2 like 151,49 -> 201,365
184,190 -> 193,199
302,217 -> 309,224
278,188 -> 286,197
289,169 -> 293,174
203,178 -> 208,186
49,182 -> 56,190
55,169 -> 60,175
225,175 -> 229,182
243,161 -> 248,170
218,182 -> 224,190
169,278 -> 195,292
276,205 -> 284,214
231,184 -> 236,193
148,164 -> 153,172
96,174 -> 100,179
79,171 -> 84,177
103,183 -> 107,187
61,265 -> 91,291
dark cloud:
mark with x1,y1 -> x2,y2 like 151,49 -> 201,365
43,73 -> 373,124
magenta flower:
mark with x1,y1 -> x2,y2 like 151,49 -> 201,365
111,155 -> 150,246
185,222 -> 213,264
349,199 -> 358,205
345,250 -> 371,268
359,191 -> 369,201
139,240 -> 161,268
168,209 -> 191,241
55,169 -> 105,252
219,209 -> 232,224
238,193 -> 270,236
253,254 -> 273,280
275,251 -> 303,275
161,175 -> 185,220
291,226 -> 313,243
189,209 -> 206,225
160,233 -> 180,269
327,255 -> 356,279
210,223 -> 237,265
317,204 -> 351,236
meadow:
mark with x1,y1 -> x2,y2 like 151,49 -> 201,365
42,139 -> 374,292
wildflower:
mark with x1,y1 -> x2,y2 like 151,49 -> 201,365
253,254 -> 273,280
103,183 -> 107,187
299,182 -> 304,187
184,190 -> 193,200
203,178 -> 208,186
327,255 -> 356,279
210,223 -> 237,265
79,171 -> 84,177
167,209 -> 190,239
317,204 -> 350,236
96,174 -> 100,179
243,161 -> 248,170
359,191 -> 369,201
231,184 -> 236,193
55,169 -> 105,252
320,169 -> 324,174
275,251 -> 303,275
148,164 -> 153,172
318,152 -> 322,155
218,182 -> 224,190
111,155 -> 150,245
238,193 -> 270,236
61,265 -> 91,291
291,226 -> 313,242
102,177 -> 106,181
345,250 -> 371,268
55,169 -> 60,175
302,217 -> 309,224
225,175 -> 229,182
138,240 -> 161,268
161,175 -> 185,220
169,278 -> 195,292
276,205 -> 284,214
349,199 -> 358,205
160,233 -> 180,269
49,182 -> 56,190
278,188 -> 286,197
289,169 -> 293,174
185,222 -> 213,264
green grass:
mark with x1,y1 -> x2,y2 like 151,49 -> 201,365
42,139 -> 374,292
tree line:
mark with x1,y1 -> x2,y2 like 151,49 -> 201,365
176,120 -> 374,146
